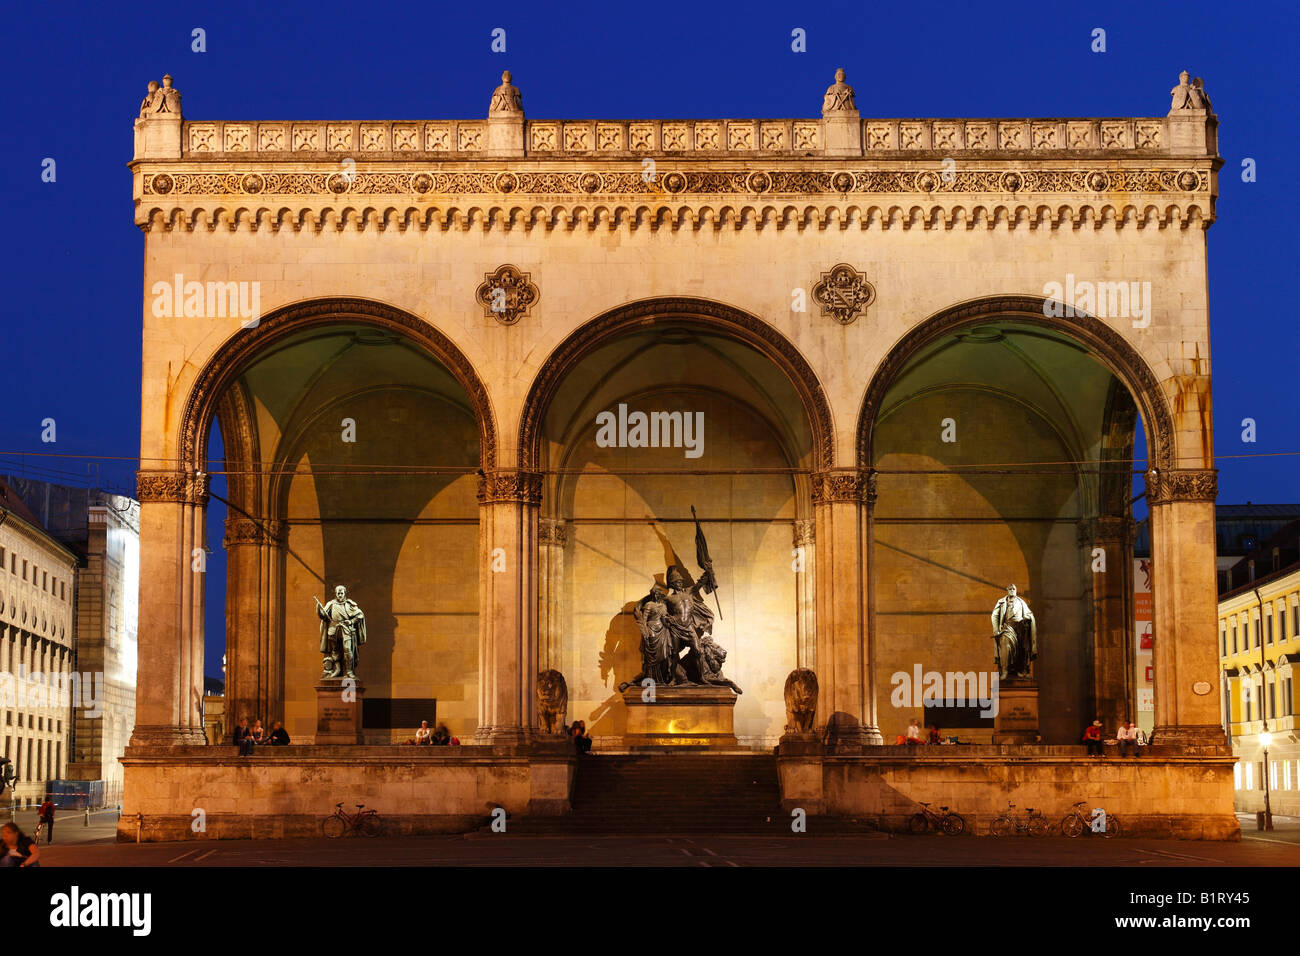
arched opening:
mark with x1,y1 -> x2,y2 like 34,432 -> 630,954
521,299 -> 832,747
182,299 -> 497,744
859,297 -> 1173,745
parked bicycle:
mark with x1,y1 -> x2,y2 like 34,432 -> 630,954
1060,800 -> 1121,838
908,801 -> 966,835
321,802 -> 384,838
989,802 -> 1048,837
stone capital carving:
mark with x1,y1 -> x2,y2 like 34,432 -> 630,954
1145,468 -> 1217,505
539,517 -> 568,546
810,469 -> 876,506
475,264 -> 538,325
477,469 -> 544,505
136,470 -> 208,505
793,518 -> 815,547
1076,514 -> 1135,545
812,263 -> 876,325
223,516 -> 289,547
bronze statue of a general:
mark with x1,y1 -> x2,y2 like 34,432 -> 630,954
991,583 -> 1037,681
316,585 -> 367,680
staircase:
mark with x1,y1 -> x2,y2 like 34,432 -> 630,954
500,752 -> 881,836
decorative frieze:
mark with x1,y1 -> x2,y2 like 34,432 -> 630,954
1146,468 -> 1218,505
223,517 -> 289,547
539,518 -> 568,547
1076,515 -> 1136,546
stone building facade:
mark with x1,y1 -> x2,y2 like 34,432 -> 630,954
0,480 -> 78,807
120,67 -> 1234,838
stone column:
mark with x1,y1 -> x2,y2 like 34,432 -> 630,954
1079,515 -> 1136,732
537,518 -> 567,672
222,516 -> 288,730
794,518 -> 817,670
475,470 -> 542,746
1147,469 -> 1228,752
130,470 -> 208,746
811,469 -> 880,747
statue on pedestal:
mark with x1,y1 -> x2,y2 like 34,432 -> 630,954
618,509 -> 742,695
316,585 -> 366,680
991,583 -> 1037,681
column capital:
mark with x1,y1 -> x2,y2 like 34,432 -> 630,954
136,469 -> 209,505
1146,468 -> 1217,505
476,469 -> 543,505
223,516 -> 288,548
1076,514 -> 1136,545
539,517 -> 567,546
793,518 -> 816,547
810,469 -> 877,506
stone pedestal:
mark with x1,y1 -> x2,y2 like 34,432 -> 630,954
621,685 -> 738,748
315,681 -> 364,745
992,680 -> 1039,744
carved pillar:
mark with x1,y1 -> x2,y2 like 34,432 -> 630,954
1079,515 -> 1135,732
794,519 -> 817,670
538,518 -> 567,673
131,470 -> 208,746
812,469 -> 880,747
475,470 -> 542,745
1147,469 -> 1228,752
223,516 -> 288,729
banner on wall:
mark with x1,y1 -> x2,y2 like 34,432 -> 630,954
1134,558 -> 1153,717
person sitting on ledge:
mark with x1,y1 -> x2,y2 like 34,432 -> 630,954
905,719 -> 924,746
1116,719 -> 1139,757
414,720 -> 432,745
250,719 -> 266,745
1082,719 -> 1104,757
267,721 -> 290,746
234,717 -> 255,756
928,724 -> 942,745
572,720 -> 593,755
432,723 -> 452,746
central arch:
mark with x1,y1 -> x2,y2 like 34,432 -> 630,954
518,297 -> 835,473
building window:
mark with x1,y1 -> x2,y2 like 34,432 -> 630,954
1220,628 -> 1226,657
41,571 -> 47,592
1269,680 -> 1276,719
1267,614 -> 1274,645
1282,608 -> 1289,642
1233,625 -> 1239,653
1234,762 -> 1242,790
1271,761 -> 1279,791
1285,761 -> 1293,791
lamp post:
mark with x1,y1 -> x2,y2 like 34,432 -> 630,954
1260,730 -> 1274,831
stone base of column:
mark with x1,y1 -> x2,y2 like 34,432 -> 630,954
992,680 -> 1040,744
129,725 -> 210,747
314,681 -> 364,745
1150,724 -> 1231,755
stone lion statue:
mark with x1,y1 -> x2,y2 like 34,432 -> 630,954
536,669 -> 568,734
784,668 -> 819,735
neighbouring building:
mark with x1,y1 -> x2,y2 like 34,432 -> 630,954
2,477 -> 140,806
0,479 -> 78,807
1219,519 -> 1300,817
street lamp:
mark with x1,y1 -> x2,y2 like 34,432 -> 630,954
1260,730 -> 1274,831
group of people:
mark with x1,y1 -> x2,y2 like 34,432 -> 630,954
900,719 -> 948,745
409,721 -> 460,746
1082,719 -> 1146,757
234,718 -> 290,755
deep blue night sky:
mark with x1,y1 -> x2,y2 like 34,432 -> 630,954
1,0 -> 1296,679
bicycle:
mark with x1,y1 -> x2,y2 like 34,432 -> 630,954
989,802 -> 1048,837
908,801 -> 966,835
1060,800 -> 1121,838
321,802 -> 384,838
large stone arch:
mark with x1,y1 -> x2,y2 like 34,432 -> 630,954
517,296 -> 836,473
855,294 -> 1176,474
178,296 -> 499,474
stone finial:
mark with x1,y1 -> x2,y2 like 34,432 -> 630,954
822,67 -> 857,116
1169,69 -> 1211,114
489,70 -> 523,116
138,74 -> 182,118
